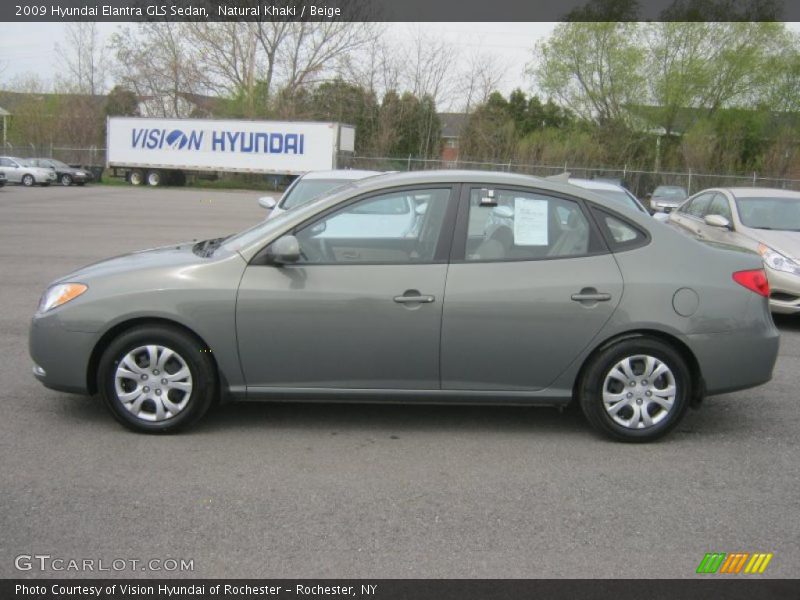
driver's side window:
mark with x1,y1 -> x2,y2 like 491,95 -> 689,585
293,188 -> 451,264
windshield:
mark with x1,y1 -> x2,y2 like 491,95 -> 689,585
736,196 -> 800,230
49,159 -> 69,168
653,186 -> 686,198
281,179 -> 353,210
591,189 -> 642,212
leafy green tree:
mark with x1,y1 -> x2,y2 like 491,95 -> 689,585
532,22 -> 646,126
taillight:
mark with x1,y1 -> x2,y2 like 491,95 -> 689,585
733,269 -> 770,297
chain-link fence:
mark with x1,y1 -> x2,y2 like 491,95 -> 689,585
1,142 -> 106,169
6,142 -> 800,197
339,155 -> 800,199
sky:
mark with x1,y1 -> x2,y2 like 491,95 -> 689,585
0,22 -> 557,101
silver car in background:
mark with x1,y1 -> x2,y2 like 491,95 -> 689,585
668,187 -> 800,314
30,171 -> 779,442
648,185 -> 688,214
258,169 -> 381,218
0,156 -> 57,186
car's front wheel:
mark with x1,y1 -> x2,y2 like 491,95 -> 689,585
22,174 -> 34,186
98,326 -> 217,433
579,337 -> 690,442
60,174 -> 73,186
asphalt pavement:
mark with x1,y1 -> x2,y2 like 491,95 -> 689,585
0,183 -> 798,579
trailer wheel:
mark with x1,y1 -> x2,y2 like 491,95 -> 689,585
146,170 -> 162,187
129,170 -> 144,186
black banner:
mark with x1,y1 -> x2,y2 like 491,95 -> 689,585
0,0 -> 796,22
3,579 -> 800,600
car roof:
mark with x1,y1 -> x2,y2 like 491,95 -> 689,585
299,169 -> 382,181
567,178 -> 627,192
723,187 -> 800,199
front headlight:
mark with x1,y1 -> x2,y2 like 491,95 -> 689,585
37,283 -> 88,313
758,244 -> 800,275
75,171 -> 86,177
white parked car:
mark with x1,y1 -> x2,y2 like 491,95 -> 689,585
0,156 -> 57,186
258,170 -> 382,219
566,178 -> 650,215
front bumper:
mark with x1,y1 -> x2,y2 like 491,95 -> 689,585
29,312 -> 96,395
766,268 -> 800,314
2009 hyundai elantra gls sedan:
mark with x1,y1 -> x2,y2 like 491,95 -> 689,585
30,171 -> 779,441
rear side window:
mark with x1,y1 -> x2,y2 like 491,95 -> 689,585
593,208 -> 649,251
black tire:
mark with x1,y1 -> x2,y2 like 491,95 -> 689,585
129,169 -> 144,186
60,174 -> 73,186
22,174 -> 35,187
578,337 -> 691,443
146,170 -> 162,186
97,325 -> 217,433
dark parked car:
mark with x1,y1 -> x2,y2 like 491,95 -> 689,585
0,171 -> 6,187
27,158 -> 93,186
30,170 -> 778,442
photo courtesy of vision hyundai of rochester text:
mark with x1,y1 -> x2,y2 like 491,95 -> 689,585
29,170 -> 780,442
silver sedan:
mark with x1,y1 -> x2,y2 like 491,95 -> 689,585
29,171 -> 779,441
668,187 -> 800,314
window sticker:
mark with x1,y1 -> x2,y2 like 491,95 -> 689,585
513,197 -> 548,245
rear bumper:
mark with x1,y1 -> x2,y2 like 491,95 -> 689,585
688,322 -> 780,396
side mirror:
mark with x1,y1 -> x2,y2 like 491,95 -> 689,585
258,196 -> 277,210
704,214 -> 731,229
268,235 -> 300,264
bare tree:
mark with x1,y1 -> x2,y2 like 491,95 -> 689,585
457,51 -> 507,113
184,22 -> 261,115
279,23 -> 378,96
55,22 -> 108,95
400,29 -> 456,108
110,23 -> 204,118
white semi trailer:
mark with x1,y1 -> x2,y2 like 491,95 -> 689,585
106,117 -> 356,186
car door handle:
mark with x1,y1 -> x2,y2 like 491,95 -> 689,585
571,291 -> 612,302
394,293 -> 435,304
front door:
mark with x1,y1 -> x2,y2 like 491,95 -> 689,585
236,186 -> 457,390
441,186 -> 623,391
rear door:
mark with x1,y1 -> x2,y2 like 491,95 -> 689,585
440,185 -> 624,391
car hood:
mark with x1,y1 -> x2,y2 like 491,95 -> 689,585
54,241 -> 215,283
745,228 -> 800,260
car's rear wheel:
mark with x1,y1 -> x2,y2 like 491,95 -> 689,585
98,326 -> 217,433
60,174 -> 73,186
22,174 -> 34,187
579,337 -> 690,442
